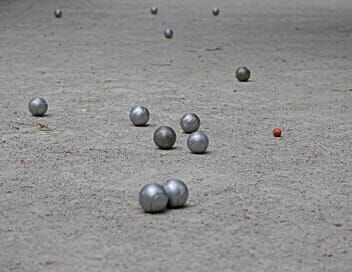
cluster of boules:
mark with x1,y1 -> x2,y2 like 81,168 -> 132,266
139,179 -> 189,213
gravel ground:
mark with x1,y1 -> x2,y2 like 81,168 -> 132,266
0,0 -> 351,271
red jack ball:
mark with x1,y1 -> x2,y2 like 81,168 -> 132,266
273,128 -> 282,137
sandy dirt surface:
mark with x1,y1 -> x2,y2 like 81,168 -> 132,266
0,0 -> 351,271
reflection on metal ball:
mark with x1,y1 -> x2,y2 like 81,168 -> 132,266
54,9 -> 62,18
164,28 -> 174,39
187,131 -> 209,154
236,67 -> 251,82
129,105 -> 150,126
163,179 -> 189,208
212,8 -> 220,16
180,113 -> 200,133
139,183 -> 168,213
150,6 -> 158,15
153,126 -> 176,149
28,97 -> 48,116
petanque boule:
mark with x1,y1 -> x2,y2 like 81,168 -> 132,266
28,97 -> 48,116
139,183 -> 168,213
54,9 -> 62,18
180,113 -> 200,133
164,28 -> 174,39
236,66 -> 251,82
212,8 -> 220,16
153,126 -> 177,149
187,131 -> 209,154
163,179 -> 189,208
150,6 -> 158,15
129,105 -> 150,126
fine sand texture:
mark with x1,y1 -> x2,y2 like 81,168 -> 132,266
0,0 -> 351,271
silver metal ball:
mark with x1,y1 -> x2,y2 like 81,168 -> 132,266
236,66 -> 251,82
153,126 -> 177,149
163,179 -> 189,208
150,6 -> 158,15
139,183 -> 168,213
187,131 -> 209,154
129,105 -> 150,126
180,113 -> 200,133
164,28 -> 174,39
212,8 -> 220,16
28,97 -> 48,116
54,9 -> 62,18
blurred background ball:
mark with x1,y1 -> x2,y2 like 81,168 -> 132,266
212,8 -> 220,16
150,6 -> 158,15
153,126 -> 176,149
180,113 -> 200,133
139,183 -> 168,213
236,66 -> 251,82
54,9 -> 62,18
28,97 -> 48,116
129,105 -> 150,126
187,131 -> 209,154
163,179 -> 189,208
164,28 -> 174,39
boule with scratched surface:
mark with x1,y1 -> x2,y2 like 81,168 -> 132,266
180,113 -> 200,133
129,105 -> 150,126
139,183 -> 168,213
163,179 -> 189,208
187,131 -> 209,154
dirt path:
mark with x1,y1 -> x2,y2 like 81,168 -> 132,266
0,0 -> 351,271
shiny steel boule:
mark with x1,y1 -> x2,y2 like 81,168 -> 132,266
54,9 -> 62,18
153,126 -> 177,149
150,6 -> 158,15
164,28 -> 174,39
236,66 -> 251,82
180,113 -> 200,133
212,8 -> 220,16
187,131 -> 209,154
163,179 -> 189,208
139,183 -> 168,213
28,97 -> 48,116
129,105 -> 150,126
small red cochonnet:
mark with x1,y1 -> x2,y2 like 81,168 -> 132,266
273,128 -> 282,137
